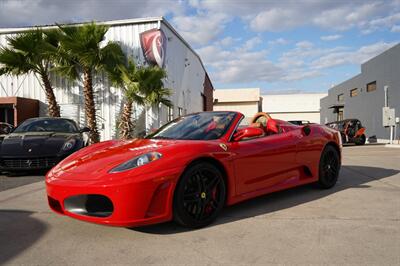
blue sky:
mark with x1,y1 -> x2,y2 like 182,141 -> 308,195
0,0 -> 399,94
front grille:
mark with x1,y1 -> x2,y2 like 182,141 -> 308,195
1,157 -> 59,169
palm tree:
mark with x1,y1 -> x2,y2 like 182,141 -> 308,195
55,22 -> 124,143
0,29 -> 60,117
117,61 -> 172,139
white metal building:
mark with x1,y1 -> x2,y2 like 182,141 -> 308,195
262,93 -> 327,123
213,88 -> 261,124
0,17 -> 214,140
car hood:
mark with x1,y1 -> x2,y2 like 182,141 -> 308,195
0,132 -> 79,157
53,138 -> 182,180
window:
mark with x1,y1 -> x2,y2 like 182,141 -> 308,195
168,107 -> 174,122
366,81 -> 376,92
337,93 -> 344,102
350,88 -> 358,97
178,107 -> 183,117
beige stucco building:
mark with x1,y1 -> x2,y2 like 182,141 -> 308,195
213,88 -> 261,124
262,93 -> 327,123
213,89 -> 327,124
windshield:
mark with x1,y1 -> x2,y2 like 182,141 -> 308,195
146,112 -> 237,140
13,119 -> 79,133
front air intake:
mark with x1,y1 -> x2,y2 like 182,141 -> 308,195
64,194 -> 113,217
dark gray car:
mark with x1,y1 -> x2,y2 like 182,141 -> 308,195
0,117 -> 89,171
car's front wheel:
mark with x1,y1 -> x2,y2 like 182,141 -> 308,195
173,162 -> 226,228
317,145 -> 340,189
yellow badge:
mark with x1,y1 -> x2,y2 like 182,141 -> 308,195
219,143 -> 228,151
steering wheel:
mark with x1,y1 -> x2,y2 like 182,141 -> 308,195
35,126 -> 46,132
250,112 -> 271,127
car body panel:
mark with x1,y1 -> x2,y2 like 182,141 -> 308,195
46,111 -> 341,227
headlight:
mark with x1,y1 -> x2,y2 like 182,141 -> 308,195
62,139 -> 76,151
109,152 -> 162,173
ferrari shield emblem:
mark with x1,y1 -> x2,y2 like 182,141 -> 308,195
140,29 -> 167,68
219,143 -> 228,151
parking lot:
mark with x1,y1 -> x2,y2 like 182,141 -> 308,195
0,145 -> 399,265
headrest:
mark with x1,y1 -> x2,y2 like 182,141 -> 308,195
266,119 -> 279,134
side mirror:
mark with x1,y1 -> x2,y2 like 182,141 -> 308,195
80,127 -> 91,133
233,127 -> 264,141
302,125 -> 311,136
4,126 -> 13,134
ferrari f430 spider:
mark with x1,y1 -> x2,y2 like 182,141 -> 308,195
46,111 -> 342,228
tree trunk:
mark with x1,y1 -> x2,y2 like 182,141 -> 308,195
119,98 -> 134,139
41,73 -> 60,117
83,68 -> 100,144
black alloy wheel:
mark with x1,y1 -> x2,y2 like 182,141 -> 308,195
318,145 -> 340,189
173,162 -> 226,228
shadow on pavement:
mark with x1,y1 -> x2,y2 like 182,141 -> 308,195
133,165 -> 399,234
0,210 -> 47,264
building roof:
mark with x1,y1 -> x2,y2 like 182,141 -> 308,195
214,88 -> 260,103
0,17 -> 210,86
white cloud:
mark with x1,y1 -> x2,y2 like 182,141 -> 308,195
197,39 -> 323,84
218,37 -> 237,46
0,0 -> 183,27
282,70 -> 321,82
191,0 -> 400,33
268,38 -> 289,46
361,12 -> 400,34
241,36 -> 262,51
296,41 -> 314,49
197,43 -> 284,83
171,12 -> 230,46
392,25 -> 400,32
250,8 -> 300,32
321,34 -> 342,41
311,41 -> 397,69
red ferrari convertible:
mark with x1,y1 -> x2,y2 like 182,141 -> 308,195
46,111 -> 342,228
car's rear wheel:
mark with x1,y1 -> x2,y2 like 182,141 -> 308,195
173,162 -> 226,228
317,145 -> 340,189
355,134 -> 366,145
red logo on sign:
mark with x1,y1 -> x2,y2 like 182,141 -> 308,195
140,29 -> 167,68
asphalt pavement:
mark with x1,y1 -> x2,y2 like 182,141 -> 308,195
0,145 -> 399,265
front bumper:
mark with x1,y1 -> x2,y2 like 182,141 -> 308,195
46,168 -> 180,227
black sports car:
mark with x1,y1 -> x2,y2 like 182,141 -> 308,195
0,117 -> 90,171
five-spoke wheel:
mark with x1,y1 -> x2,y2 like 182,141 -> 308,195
173,162 -> 226,228
318,145 -> 340,189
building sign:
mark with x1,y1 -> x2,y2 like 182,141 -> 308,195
140,29 -> 167,68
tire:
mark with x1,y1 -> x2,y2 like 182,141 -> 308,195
173,162 -> 226,228
355,134 -> 366,145
317,145 -> 340,189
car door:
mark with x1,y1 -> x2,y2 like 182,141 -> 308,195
229,130 -> 300,195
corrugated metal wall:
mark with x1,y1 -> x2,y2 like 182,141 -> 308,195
0,20 -> 206,140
